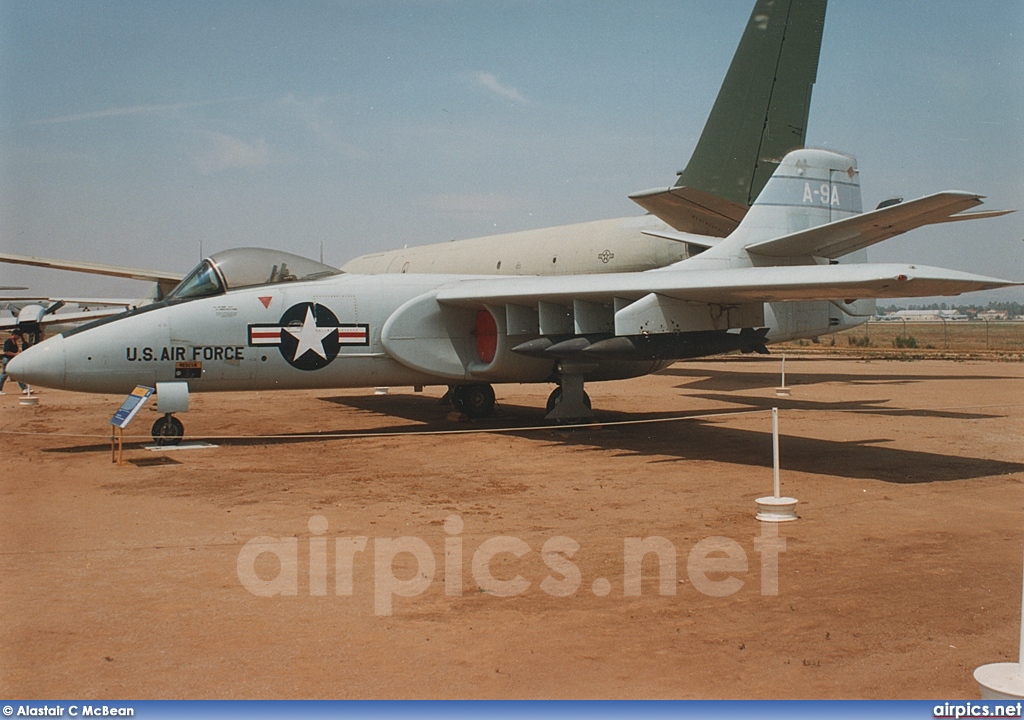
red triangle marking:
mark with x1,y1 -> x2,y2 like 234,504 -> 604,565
258,296 -> 272,309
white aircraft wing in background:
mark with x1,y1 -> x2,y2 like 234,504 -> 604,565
0,252 -> 183,299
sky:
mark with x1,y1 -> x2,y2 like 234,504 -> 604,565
1,0 -> 1022,304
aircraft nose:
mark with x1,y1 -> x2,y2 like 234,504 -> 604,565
7,336 -> 67,390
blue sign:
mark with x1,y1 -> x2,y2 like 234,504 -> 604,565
110,385 -> 155,429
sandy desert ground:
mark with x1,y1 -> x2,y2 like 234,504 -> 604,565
2,355 -> 1023,699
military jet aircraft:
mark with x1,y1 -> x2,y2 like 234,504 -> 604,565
8,149 -> 1017,443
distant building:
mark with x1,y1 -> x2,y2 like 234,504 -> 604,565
977,310 -> 1008,321
881,310 -> 968,321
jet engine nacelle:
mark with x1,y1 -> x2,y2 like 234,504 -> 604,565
380,293 -> 553,383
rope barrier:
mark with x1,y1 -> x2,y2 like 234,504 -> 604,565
1,401 -> 1022,443
0,407 -> 771,442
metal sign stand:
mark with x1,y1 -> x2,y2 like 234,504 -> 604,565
111,426 -> 125,466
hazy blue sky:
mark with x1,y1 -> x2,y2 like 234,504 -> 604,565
1,1 -> 1022,302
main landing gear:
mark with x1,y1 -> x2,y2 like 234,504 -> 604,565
449,383 -> 496,419
545,386 -> 592,415
447,365 -> 594,423
544,367 -> 594,423
151,413 -> 184,446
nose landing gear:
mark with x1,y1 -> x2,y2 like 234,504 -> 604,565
151,413 -> 184,446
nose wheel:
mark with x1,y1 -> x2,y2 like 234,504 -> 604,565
151,413 -> 184,446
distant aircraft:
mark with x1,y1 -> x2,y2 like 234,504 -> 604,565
342,0 -> 829,277
9,149 -> 1016,443
0,297 -> 145,343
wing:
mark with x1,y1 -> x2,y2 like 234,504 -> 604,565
380,263 -> 1016,375
745,192 -> 1015,259
436,263 -> 1017,308
0,252 -> 183,298
0,307 -> 127,331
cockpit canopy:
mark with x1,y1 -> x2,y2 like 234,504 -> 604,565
166,248 -> 341,301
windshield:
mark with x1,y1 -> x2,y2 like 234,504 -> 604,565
165,260 -> 224,301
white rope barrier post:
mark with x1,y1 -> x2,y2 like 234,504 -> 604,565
773,406 -> 781,498
19,384 -> 39,406
974,544 -> 1024,699
775,355 -> 791,396
756,407 -> 798,522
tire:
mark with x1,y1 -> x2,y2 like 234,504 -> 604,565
545,387 -> 562,413
151,414 -> 184,446
462,384 -> 495,418
452,384 -> 495,418
545,387 -> 591,414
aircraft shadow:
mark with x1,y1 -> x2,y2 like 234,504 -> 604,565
660,364 -> 1020,392
682,393 -> 1002,420
43,392 -> 1024,484
541,421 -> 1024,485
307,394 -> 1024,485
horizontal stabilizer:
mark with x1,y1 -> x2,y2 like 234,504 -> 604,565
629,185 -> 747,237
939,208 -> 1015,224
639,229 -> 720,250
745,192 -> 1010,259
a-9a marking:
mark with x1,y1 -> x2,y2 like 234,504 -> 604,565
125,346 -> 245,362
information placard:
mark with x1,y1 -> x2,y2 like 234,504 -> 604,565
110,385 -> 155,429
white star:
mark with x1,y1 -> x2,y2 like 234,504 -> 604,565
284,306 -> 334,361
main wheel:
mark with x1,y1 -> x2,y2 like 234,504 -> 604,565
545,387 -> 592,414
151,414 -> 184,446
451,384 -> 495,418
545,387 -> 561,413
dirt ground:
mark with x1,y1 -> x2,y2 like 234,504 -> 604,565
2,355 -> 1023,699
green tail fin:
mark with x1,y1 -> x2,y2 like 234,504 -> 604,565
676,0 -> 826,206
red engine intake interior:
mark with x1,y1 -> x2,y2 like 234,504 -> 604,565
474,309 -> 497,363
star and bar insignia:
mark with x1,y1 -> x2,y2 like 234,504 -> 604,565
248,302 -> 369,371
